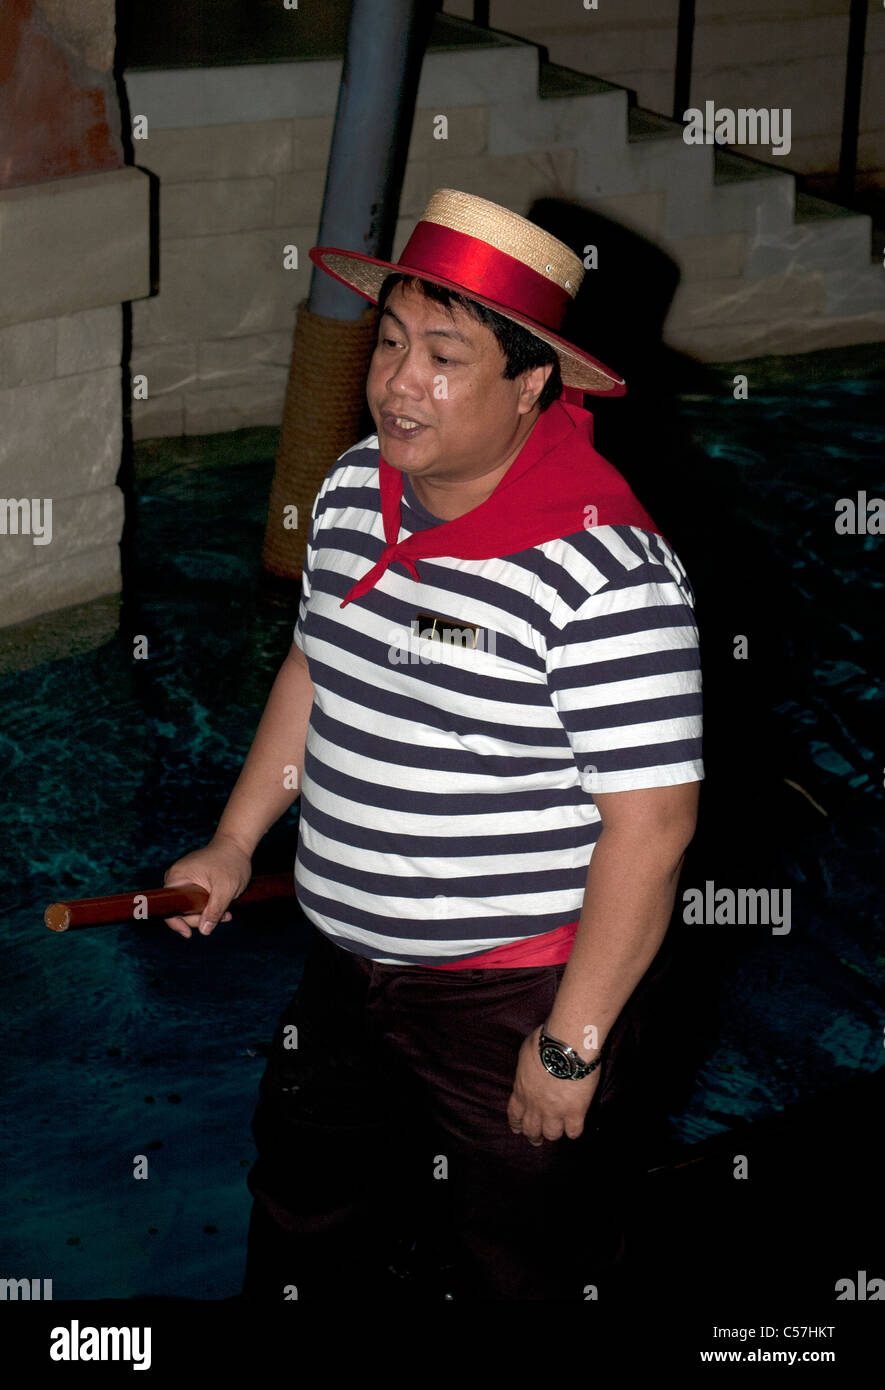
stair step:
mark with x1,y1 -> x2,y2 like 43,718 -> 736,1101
714,148 -> 789,184
628,106 -> 685,142
794,190 -> 861,223
538,60 -> 627,102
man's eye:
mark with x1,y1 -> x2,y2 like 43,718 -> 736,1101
381,337 -> 400,348
434,355 -> 451,365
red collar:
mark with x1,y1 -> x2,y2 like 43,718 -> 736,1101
340,399 -> 660,607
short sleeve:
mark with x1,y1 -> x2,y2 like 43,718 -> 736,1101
293,489 -> 320,653
545,570 -> 704,794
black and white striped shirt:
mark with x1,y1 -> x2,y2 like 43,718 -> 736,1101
293,431 -> 704,965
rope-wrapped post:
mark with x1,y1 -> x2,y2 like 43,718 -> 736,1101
262,300 -> 378,580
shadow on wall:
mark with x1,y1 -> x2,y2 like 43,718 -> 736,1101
528,194 -> 789,816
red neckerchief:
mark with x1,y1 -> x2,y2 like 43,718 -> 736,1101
339,398 -> 661,607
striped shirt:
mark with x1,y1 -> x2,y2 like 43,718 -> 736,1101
293,429 -> 704,966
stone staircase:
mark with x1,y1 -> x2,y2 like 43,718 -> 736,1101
529,55 -> 885,360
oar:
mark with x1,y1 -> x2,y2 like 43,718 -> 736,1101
44,872 -> 296,932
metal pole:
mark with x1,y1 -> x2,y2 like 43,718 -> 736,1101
837,0 -> 868,204
308,0 -> 438,320
673,0 -> 696,124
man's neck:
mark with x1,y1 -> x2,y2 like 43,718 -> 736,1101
408,410 -> 542,522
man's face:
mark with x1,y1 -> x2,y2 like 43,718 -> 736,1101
366,281 -> 550,486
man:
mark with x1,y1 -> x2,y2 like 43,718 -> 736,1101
163,189 -> 703,1301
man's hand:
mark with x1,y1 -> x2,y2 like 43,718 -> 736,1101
506,1025 -> 601,1146
162,833 -> 252,939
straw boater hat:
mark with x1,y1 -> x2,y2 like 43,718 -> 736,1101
309,188 -> 625,396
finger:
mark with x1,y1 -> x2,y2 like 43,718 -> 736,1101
164,916 -> 193,938
198,890 -> 235,934
506,1096 -> 523,1127
164,908 -> 230,936
518,1115 -> 543,1145
166,913 -> 229,937
171,906 -> 216,935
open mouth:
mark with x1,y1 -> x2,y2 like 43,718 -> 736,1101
382,413 -> 428,440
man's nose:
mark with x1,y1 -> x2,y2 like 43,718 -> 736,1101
387,351 -> 423,396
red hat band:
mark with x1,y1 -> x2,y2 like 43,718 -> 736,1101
396,221 -> 572,332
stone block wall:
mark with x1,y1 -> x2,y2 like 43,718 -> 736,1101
0,307 -> 124,625
0,2 -> 150,629
0,168 -> 151,627
129,118 -> 311,439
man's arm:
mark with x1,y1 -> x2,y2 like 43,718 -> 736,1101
214,640 -> 315,858
544,780 -> 699,1058
507,780 -> 698,1144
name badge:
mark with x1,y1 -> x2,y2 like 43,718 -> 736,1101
413,610 -> 481,649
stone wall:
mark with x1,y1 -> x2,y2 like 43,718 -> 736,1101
0,3 -> 150,629
0,305 -> 125,626
444,0 -> 885,187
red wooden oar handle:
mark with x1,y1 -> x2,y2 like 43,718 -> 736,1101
44,872 -> 295,932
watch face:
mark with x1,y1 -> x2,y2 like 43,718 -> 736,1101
540,1043 -> 572,1079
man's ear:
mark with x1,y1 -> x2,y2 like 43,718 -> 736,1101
518,362 -> 554,414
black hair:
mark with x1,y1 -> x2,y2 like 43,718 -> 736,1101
376,272 -> 563,413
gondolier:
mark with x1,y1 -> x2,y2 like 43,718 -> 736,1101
163,189 -> 704,1301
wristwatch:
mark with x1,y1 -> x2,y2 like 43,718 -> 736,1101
538,1022 -> 604,1080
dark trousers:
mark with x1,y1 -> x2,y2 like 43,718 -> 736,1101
242,925 -> 648,1302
